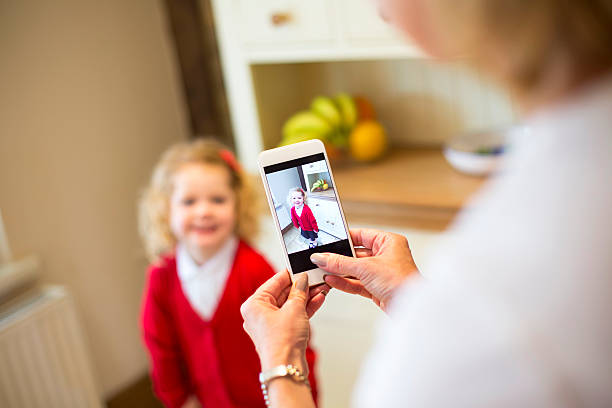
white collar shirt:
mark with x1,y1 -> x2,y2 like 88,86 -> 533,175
176,236 -> 239,320
295,204 -> 304,217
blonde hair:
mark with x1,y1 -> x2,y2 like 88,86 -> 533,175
287,187 -> 307,207
429,0 -> 612,95
138,138 -> 258,261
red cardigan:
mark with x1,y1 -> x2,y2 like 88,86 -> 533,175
291,205 -> 319,232
141,241 -> 318,408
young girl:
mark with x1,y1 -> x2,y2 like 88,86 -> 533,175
139,139 -> 318,408
288,187 -> 319,249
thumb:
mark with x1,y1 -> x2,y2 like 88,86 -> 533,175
310,252 -> 363,277
287,273 -> 309,305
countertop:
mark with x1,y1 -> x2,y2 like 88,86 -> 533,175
332,148 -> 487,230
309,189 -> 336,200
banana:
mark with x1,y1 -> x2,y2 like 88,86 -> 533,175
328,129 -> 349,149
283,111 -> 333,139
334,93 -> 358,132
311,96 -> 342,128
278,131 -> 320,146
312,179 -> 325,192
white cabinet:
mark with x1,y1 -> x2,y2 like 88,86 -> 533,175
309,198 -> 327,230
228,0 -> 417,61
210,0 -> 515,174
210,0 -> 422,173
310,197 -> 346,239
339,0 -> 404,44
237,0 -> 334,46
302,161 -> 325,175
236,0 -> 404,46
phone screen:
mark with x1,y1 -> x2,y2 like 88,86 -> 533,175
263,152 -> 353,274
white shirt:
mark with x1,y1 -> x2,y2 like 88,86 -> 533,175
295,203 -> 304,217
355,76 -> 612,407
176,237 -> 239,320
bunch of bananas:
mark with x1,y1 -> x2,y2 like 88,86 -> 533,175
311,178 -> 329,192
279,94 -> 387,162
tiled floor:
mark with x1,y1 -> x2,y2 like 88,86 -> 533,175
283,227 -> 340,253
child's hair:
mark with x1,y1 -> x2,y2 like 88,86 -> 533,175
287,187 -> 308,207
138,138 -> 258,261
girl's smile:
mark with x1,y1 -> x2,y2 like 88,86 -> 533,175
170,163 -> 237,264
190,224 -> 220,235
291,192 -> 304,206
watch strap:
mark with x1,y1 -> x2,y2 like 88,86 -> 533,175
259,364 -> 310,406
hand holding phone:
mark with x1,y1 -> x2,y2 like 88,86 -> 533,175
258,139 -> 356,286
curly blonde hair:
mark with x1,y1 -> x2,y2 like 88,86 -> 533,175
138,138 -> 258,261
286,187 -> 308,207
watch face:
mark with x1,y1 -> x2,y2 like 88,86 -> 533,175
260,364 -> 306,384
260,365 -> 285,384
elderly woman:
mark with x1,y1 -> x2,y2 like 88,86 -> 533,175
241,1 -> 612,407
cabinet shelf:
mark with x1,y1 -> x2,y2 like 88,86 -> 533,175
246,45 -> 424,65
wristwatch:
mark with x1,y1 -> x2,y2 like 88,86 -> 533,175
259,364 -> 310,407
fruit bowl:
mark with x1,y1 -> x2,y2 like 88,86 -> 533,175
443,125 -> 526,176
443,147 -> 503,176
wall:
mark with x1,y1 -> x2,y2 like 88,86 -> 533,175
267,168 -> 303,207
267,168 -> 303,228
0,0 -> 189,398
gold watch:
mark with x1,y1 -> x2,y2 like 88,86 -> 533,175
259,364 -> 310,407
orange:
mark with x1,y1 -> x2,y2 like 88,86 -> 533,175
349,120 -> 387,162
323,141 -> 342,160
354,96 -> 376,122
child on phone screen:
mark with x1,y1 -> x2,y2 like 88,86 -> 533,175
288,187 -> 319,249
139,140 -> 318,408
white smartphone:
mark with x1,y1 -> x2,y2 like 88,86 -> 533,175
258,139 -> 356,286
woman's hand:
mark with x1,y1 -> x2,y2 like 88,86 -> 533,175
181,396 -> 201,408
241,271 -> 329,372
310,228 -> 419,312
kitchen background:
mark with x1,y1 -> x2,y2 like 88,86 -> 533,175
266,161 -> 346,254
0,0 -> 514,407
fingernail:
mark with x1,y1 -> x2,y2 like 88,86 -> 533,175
295,273 -> 308,291
310,253 -> 328,267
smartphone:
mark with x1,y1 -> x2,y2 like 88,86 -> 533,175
258,139 -> 356,286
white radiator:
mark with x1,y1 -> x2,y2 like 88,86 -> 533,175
0,286 -> 102,407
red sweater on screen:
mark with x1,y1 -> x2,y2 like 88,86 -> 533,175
291,205 -> 319,232
141,241 -> 318,408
